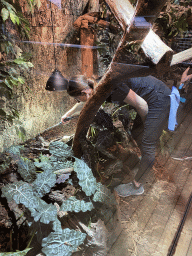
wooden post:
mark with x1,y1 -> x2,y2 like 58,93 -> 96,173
79,0 -> 99,78
80,22 -> 97,78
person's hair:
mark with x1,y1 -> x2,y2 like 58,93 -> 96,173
67,75 -> 95,97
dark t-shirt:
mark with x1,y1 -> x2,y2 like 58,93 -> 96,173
107,76 -> 171,105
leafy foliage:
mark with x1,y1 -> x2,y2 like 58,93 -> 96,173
1,181 -> 38,208
1,133 -> 120,254
29,199 -> 57,224
93,182 -> 117,206
155,1 -> 192,41
60,196 -> 94,213
49,141 -> 74,171
32,169 -> 56,198
74,158 -> 97,196
49,155 -> 74,171
34,154 -> 53,171
49,141 -> 74,158
17,157 -> 37,183
0,248 -> 32,255
52,218 -> 62,232
5,145 -> 22,157
42,228 -> 86,256
0,0 -> 36,124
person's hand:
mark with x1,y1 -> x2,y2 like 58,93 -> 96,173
180,67 -> 192,84
61,113 -> 71,124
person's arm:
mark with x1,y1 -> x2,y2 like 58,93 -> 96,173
61,102 -> 85,124
180,67 -> 192,84
178,67 -> 192,101
123,89 -> 148,123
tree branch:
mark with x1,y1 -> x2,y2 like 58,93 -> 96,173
72,0 -> 168,157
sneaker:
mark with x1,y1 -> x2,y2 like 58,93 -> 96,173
114,182 -> 144,197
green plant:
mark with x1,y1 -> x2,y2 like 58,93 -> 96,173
155,1 -> 192,42
0,0 -> 40,124
1,141 -> 117,255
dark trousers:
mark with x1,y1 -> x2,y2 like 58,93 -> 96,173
134,92 -> 171,182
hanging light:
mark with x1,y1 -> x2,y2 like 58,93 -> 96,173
45,69 -> 68,91
45,3 -> 68,91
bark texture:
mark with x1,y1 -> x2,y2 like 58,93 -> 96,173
72,0 -> 169,157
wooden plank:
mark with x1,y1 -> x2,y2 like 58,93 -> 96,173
186,238 -> 192,256
129,183 -> 178,255
184,113 -> 192,135
125,158 -> 181,255
106,0 -> 172,65
119,120 -> 192,222
171,134 -> 192,159
110,62 -> 154,81
128,129 -> 192,255
150,159 -> 192,255
109,108 -> 192,256
128,162 -> 183,255
175,232 -> 192,256
119,167 -> 157,222
109,157 -> 191,255
171,47 -> 192,66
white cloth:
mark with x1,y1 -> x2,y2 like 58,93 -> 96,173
168,86 -> 180,131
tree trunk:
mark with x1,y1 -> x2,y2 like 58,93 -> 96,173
72,0 -> 168,157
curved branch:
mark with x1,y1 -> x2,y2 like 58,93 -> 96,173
72,0 -> 170,157
73,0 -> 148,157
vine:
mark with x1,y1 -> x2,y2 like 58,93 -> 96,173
0,0 -> 41,124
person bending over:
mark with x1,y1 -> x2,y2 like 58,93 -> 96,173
61,68 -> 192,197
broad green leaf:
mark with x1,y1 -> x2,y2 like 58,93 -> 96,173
5,145 -> 21,159
49,155 -> 73,171
1,181 -> 38,209
10,78 -> 19,85
49,141 -> 73,158
0,248 -> 32,255
29,199 -> 57,224
16,16 -> 20,25
42,228 -> 86,256
52,218 -> 62,232
18,76 -> 25,84
1,8 -> 9,21
93,182 -> 117,205
13,58 -> 26,65
32,169 -> 56,197
10,12 -> 17,24
34,154 -> 53,171
17,157 -> 37,183
5,79 -> 13,89
61,196 -> 94,213
1,0 -> 16,12
74,158 -> 97,196
27,62 -> 34,68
